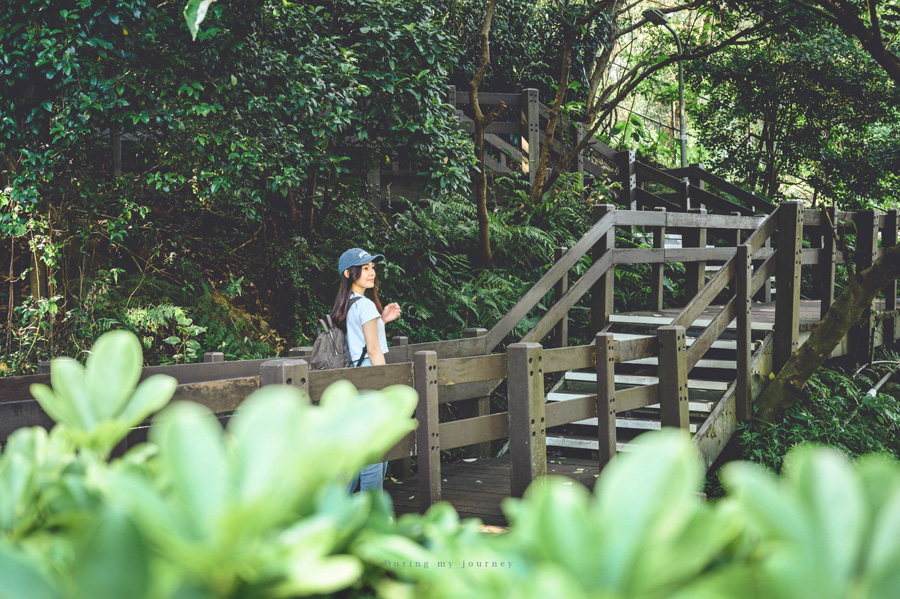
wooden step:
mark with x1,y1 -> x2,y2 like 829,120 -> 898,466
551,411 -> 701,432
547,436 -> 634,452
610,314 -> 773,331
621,357 -> 736,369
612,333 -> 738,351
547,391 -> 716,414
615,417 -> 698,433
564,372 -> 730,391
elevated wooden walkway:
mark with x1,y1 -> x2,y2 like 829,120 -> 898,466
386,454 -> 602,526
386,296 -> 894,524
1,148 -> 897,528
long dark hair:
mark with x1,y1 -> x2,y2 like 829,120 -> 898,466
331,264 -> 383,331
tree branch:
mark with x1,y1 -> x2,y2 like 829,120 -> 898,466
469,0 -> 499,122
756,243 -> 900,421
549,15 -> 784,188
803,0 -> 900,84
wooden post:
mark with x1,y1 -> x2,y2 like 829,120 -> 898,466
553,248 -> 569,348
651,207 -> 666,311
203,352 -> 224,363
688,162 -> 705,193
38,361 -> 51,374
730,211 -> 744,247
727,210 -> 743,297
658,326 -> 689,429
736,245 -> 752,421
446,85 -> 457,108
885,209 -> 899,348
819,205 -> 837,319
683,208 -> 707,302
591,205 -> 615,335
521,88 -> 539,185
614,150 -> 636,210
774,202 -> 803,373
259,359 -> 310,396
460,328 -> 491,459
595,332 -> 617,468
852,210 -> 878,364
366,169 -> 382,210
414,351 -> 440,511
392,336 -> 409,363
508,342 -> 545,498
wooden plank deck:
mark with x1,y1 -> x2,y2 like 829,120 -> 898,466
385,455 -> 601,526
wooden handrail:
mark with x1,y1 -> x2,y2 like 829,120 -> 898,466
635,187 -> 680,211
521,250 -> 615,344
485,210 -> 616,351
635,161 -> 684,190
537,104 -> 617,161
689,167 -> 775,214
667,207 -> 779,341
687,185 -> 756,216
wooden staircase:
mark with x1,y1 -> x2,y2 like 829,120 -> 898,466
545,317 -> 769,455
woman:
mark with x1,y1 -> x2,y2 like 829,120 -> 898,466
332,247 -> 402,493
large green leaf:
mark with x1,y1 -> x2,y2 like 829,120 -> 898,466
73,509 -> 150,599
85,330 -> 143,421
228,386 -> 308,511
590,428 -> 704,591
183,0 -> 215,40
0,543 -> 60,599
151,401 -> 228,539
118,374 -> 177,427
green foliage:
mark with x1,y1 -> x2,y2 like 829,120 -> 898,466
3,330 -> 417,597
737,360 -> 900,473
1,0 -> 471,369
6,330 -> 900,597
3,269 -> 278,374
183,0 -> 215,40
439,0 -> 612,96
366,431 -> 900,599
29,331 -> 175,457
687,15 -> 900,207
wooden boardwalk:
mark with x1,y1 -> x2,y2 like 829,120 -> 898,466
385,454 -> 602,526
384,298 -> 853,525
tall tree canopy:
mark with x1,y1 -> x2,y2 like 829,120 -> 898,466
689,3 -> 900,208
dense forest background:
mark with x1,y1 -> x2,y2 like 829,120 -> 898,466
2,0 -> 899,373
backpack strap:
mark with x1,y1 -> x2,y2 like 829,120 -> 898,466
355,346 -> 368,368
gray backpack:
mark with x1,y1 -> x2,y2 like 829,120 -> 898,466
309,297 -> 367,371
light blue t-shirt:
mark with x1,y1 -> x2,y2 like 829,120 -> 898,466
346,293 -> 388,367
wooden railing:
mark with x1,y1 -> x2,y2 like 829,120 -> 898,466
2,205 -> 897,507
446,87 -> 782,220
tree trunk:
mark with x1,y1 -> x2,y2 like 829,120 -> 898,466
472,120 -> 494,270
528,28 -> 576,207
468,0 -> 503,270
756,243 -> 900,421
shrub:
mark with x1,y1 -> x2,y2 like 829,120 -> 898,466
4,331 -> 900,598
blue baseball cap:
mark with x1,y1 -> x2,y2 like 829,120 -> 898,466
338,248 -> 385,274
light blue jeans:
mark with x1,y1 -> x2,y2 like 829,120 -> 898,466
347,461 -> 389,493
